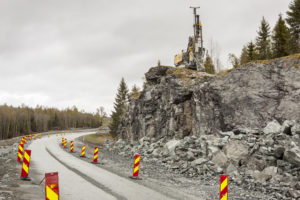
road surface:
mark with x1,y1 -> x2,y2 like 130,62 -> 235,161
28,131 -> 176,200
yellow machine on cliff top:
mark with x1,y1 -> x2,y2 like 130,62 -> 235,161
174,7 -> 205,71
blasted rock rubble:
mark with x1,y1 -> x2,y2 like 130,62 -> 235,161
105,120 -> 300,199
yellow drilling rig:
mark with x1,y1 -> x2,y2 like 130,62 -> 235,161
174,7 -> 205,71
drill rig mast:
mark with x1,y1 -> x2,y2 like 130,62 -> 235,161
174,7 -> 205,71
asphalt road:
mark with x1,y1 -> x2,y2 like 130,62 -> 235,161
28,131 -> 176,200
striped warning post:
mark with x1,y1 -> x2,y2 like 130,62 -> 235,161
61,138 -> 64,146
34,134 -> 36,140
132,154 -> 140,178
17,143 -> 24,162
21,150 -> 31,180
80,145 -> 86,157
64,139 -> 67,148
29,134 -> 32,140
93,147 -> 98,163
56,132 -> 58,137
24,136 -> 27,143
70,141 -> 74,152
45,172 -> 59,200
220,175 -> 228,200
48,133 -> 50,138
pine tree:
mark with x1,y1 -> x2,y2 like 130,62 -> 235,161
286,0 -> 300,54
204,54 -> 215,74
129,85 -> 141,99
247,41 -> 257,61
240,46 -> 249,65
256,17 -> 271,60
109,78 -> 128,137
272,14 -> 290,58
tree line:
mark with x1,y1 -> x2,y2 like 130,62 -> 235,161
208,0 -> 300,71
0,104 -> 102,140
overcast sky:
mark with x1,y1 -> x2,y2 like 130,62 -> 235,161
0,0 -> 291,114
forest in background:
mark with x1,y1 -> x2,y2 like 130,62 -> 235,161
0,104 -> 102,140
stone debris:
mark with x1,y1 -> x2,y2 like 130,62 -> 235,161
105,120 -> 300,199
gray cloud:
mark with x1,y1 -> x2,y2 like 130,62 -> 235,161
0,0 -> 290,113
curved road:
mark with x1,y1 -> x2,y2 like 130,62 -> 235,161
28,131 -> 175,200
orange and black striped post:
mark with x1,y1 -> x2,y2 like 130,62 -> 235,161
220,175 -> 228,200
21,150 -> 31,180
45,172 -> 59,200
132,154 -> 140,178
64,139 -> 67,148
70,141 -> 74,152
17,143 -> 24,162
80,145 -> 86,157
93,147 -> 98,163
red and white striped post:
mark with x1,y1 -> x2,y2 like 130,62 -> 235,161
220,175 -> 228,200
80,145 -> 86,157
21,150 -> 31,180
130,154 -> 141,179
93,147 -> 98,163
17,143 -> 24,162
45,172 -> 60,200
70,141 -> 74,152
64,139 -> 67,148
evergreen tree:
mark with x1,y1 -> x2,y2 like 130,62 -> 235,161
129,84 -> 141,99
240,46 -> 249,65
247,41 -> 257,61
286,0 -> 300,54
272,14 -> 290,58
256,17 -> 271,60
109,78 -> 128,137
204,54 -> 215,74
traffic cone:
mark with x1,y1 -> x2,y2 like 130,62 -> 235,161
70,141 -> 74,152
45,172 -> 59,200
220,175 -> 228,200
80,145 -> 86,157
130,154 -> 141,179
92,147 -> 98,163
21,150 -> 31,180
17,143 -> 24,162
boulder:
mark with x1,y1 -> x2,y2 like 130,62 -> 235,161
291,123 -> 300,135
224,140 -> 249,165
263,120 -> 281,135
283,145 -> 300,167
162,140 -> 181,156
191,158 -> 208,167
211,151 -> 228,169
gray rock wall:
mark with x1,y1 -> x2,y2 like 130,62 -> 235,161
118,55 -> 300,141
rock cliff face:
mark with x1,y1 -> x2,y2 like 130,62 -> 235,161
118,55 -> 300,141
